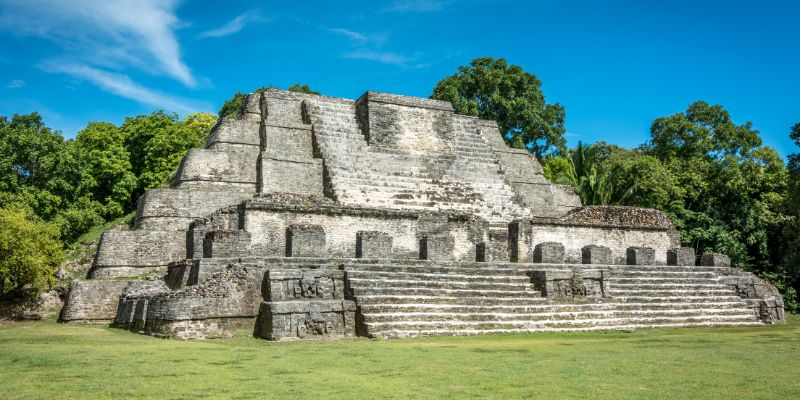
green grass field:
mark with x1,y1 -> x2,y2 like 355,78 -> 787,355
1,317 -> 799,400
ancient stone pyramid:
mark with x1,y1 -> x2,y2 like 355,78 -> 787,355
61,89 -> 784,339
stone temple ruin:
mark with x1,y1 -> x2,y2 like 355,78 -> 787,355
60,89 -> 785,339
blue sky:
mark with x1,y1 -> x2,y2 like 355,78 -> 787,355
1,0 -> 798,157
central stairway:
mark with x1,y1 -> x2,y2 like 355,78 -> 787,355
343,262 -> 762,339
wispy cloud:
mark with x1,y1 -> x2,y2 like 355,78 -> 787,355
344,49 -> 413,66
199,10 -> 266,38
382,0 -> 451,13
45,63 -> 210,115
6,79 -> 24,89
0,0 -> 196,87
329,28 -> 368,42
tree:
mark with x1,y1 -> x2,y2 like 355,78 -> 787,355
644,102 -> 788,273
75,122 -> 137,218
183,113 -> 218,147
779,123 -> 800,311
218,84 -> 321,119
0,207 -> 63,297
0,113 -> 84,220
121,111 -> 209,192
431,57 -> 566,158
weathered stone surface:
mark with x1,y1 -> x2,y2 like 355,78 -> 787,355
520,220 -> 674,265
134,189 -> 253,230
420,233 -> 455,261
174,148 -> 259,191
259,157 -> 323,196
264,269 -> 346,301
254,300 -> 357,340
582,245 -> 613,265
562,206 -> 674,229
61,280 -> 134,322
626,247 -> 656,265
533,242 -> 565,263
356,231 -> 393,259
203,230 -> 251,258
530,269 -> 609,302
286,224 -> 326,257
667,247 -> 696,266
700,253 -> 731,268
717,268 -> 786,323
91,230 -> 186,278
205,118 -> 260,148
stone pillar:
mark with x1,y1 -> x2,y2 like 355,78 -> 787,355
582,245 -> 612,265
667,247 -> 696,266
508,221 -> 533,263
700,253 -> 731,267
419,233 -> 455,261
355,231 -> 393,259
286,224 -> 325,257
533,242 -> 565,263
485,227 -> 510,262
626,247 -> 655,265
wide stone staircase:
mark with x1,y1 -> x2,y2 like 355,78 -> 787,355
305,98 -> 531,223
343,261 -> 762,339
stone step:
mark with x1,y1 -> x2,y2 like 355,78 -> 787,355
610,283 -> 728,291
354,295 -> 548,306
344,270 -> 532,284
615,271 -> 718,278
614,265 -> 725,272
342,264 -> 532,277
364,315 -> 760,334
611,295 -> 744,303
361,308 -> 756,323
350,287 -> 542,298
610,277 -> 720,285
610,289 -> 735,297
359,301 -> 752,315
347,277 -> 533,291
368,320 -> 765,339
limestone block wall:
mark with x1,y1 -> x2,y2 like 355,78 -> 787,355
357,91 -> 456,153
258,91 -> 324,197
205,118 -> 260,149
241,199 -> 487,261
61,280 -> 160,322
144,263 -> 267,339
134,189 -> 253,230
511,220 -> 675,265
174,148 -> 259,191
90,230 -> 187,278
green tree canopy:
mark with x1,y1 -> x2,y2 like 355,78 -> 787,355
0,113 -> 84,219
0,206 -> 63,296
75,122 -> 137,218
431,57 -> 566,158
122,111 -> 217,192
642,102 -> 787,272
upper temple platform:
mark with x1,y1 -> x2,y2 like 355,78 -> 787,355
153,89 -> 581,231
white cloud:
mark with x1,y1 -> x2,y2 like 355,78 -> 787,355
382,0 -> 450,13
46,63 -> 210,115
6,79 -> 24,88
0,0 -> 196,87
344,49 -> 412,66
330,28 -> 369,42
199,10 -> 266,38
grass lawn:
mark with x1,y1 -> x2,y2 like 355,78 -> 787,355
1,316 -> 799,400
